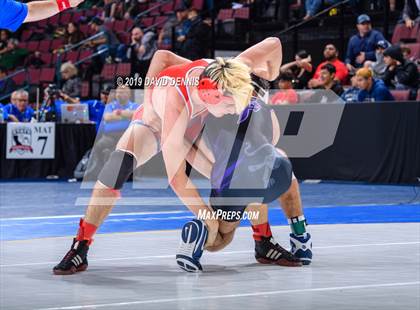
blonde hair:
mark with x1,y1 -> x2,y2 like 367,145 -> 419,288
60,62 -> 78,78
204,57 -> 253,113
356,67 -> 373,79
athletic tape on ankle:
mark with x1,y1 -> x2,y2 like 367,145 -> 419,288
252,222 -> 272,240
76,218 -> 97,245
56,0 -> 71,11
288,215 -> 307,235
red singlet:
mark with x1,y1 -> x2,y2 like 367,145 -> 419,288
132,59 -> 210,143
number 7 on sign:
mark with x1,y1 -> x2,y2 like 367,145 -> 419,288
38,136 -> 48,155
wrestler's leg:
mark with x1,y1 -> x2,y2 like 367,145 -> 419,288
276,148 -> 307,232
84,124 -> 159,227
278,178 -> 304,220
249,203 -> 302,267
53,124 -> 158,275
276,148 -> 312,265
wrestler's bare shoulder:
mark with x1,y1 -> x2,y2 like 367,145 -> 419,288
151,85 -> 186,119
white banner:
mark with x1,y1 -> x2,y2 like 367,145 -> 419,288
6,123 -> 55,159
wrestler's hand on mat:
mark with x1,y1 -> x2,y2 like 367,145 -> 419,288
204,218 -> 219,247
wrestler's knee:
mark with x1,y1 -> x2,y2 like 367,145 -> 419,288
97,149 -> 137,191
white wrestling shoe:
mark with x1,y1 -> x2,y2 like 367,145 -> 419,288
290,233 -> 313,265
176,219 -> 208,272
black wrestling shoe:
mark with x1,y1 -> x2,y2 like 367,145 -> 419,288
255,237 -> 302,267
53,238 -> 89,275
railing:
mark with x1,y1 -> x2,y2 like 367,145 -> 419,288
0,69 -> 28,101
1,0 -> 176,101
144,16 -> 169,33
74,47 -> 109,66
169,7 -> 217,57
56,31 -> 106,83
275,0 -> 393,56
63,31 -> 106,54
276,0 -> 351,56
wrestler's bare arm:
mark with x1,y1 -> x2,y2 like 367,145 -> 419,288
271,110 -> 281,145
185,136 -> 215,179
144,50 -> 192,103
161,87 -> 218,244
236,37 -> 283,81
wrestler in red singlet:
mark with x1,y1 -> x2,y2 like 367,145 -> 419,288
132,59 -> 211,145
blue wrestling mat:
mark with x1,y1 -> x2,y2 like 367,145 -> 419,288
0,181 -> 419,241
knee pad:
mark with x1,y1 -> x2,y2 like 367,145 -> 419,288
98,150 -> 137,190
263,155 -> 292,203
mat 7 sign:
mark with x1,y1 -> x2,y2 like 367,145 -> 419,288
6,123 -> 55,159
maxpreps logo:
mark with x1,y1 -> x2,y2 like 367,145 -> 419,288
9,127 -> 33,154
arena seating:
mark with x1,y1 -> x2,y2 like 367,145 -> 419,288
0,0 -> 419,103
403,43 -> 420,59
391,90 -> 411,101
392,23 -> 420,44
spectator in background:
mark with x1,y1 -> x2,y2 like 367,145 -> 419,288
84,86 -> 110,131
356,68 -> 394,102
1,103 -> 7,121
59,62 -> 81,103
173,6 -> 191,54
363,40 -> 390,79
158,7 -> 187,48
341,75 -> 360,103
280,49 -> 313,89
4,89 -> 34,122
310,63 -> 344,96
0,30 -> 11,54
390,0 -> 397,11
112,1 -> 126,21
309,44 -> 348,88
345,14 -> 386,72
90,86 -> 139,175
125,0 -> 147,19
87,16 -> 120,63
118,26 -> 157,82
64,22 -> 85,48
24,51 -> 45,68
179,8 -> 212,60
0,39 -> 29,70
0,65 -> 16,95
401,46 -> 417,62
102,86 -> 138,128
102,0 -> 117,22
402,0 -> 420,28
117,26 -> 156,62
304,0 -> 340,20
382,45 -> 419,95
271,71 -> 299,105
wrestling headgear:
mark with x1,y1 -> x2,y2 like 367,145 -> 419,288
197,71 -> 231,105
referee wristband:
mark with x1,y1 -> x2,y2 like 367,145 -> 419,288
56,0 -> 71,12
